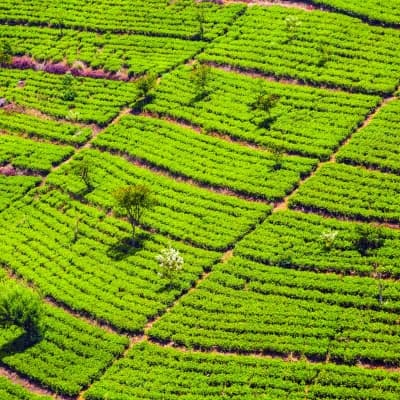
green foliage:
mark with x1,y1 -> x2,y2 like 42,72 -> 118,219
48,149 -> 271,251
195,3 -> 206,39
311,0 -> 400,25
86,342 -> 400,400
0,68 -> 138,125
93,115 -> 316,201
0,109 -> 92,145
113,184 -> 156,241
73,157 -> 92,191
0,190 -> 220,331
149,256 -> 400,365
136,73 -> 157,99
320,229 -> 338,251
290,163 -> 400,224
354,224 -> 385,256
0,134 -> 74,173
156,245 -> 184,282
0,282 -> 45,346
146,65 -> 379,159
236,210 -> 400,277
0,376 -> 52,399
0,25 -> 203,76
190,61 -> 211,100
200,6 -> 400,94
284,15 -> 301,41
269,147 -> 284,170
0,40 -> 12,66
61,72 -> 77,102
336,99 -> 400,174
0,0 -> 245,40
0,175 -> 40,214
252,89 -> 280,128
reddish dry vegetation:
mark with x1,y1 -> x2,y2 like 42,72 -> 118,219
0,165 -> 17,176
11,56 -> 130,81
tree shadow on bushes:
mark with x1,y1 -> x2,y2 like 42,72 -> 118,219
0,330 -> 42,359
106,232 -> 150,261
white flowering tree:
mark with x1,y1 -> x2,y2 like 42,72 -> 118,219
156,245 -> 184,282
320,229 -> 338,251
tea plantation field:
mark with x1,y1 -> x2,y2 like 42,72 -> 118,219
1,0 -> 400,399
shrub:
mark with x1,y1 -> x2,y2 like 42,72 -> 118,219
320,229 -> 339,251
156,245 -> 184,282
113,184 -> 156,243
0,282 -> 46,345
354,224 -> 385,256
0,41 -> 12,67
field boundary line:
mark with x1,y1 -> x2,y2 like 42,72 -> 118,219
143,337 -> 400,372
272,94 -> 392,213
204,61 -> 379,96
93,144 -> 274,204
0,365 -> 70,400
139,110 -> 313,159
224,0 -> 400,29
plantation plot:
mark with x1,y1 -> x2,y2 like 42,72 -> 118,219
199,6 -> 400,94
0,69 -> 138,125
149,257 -> 400,365
289,163 -> 400,223
0,0 -> 245,40
311,0 -> 400,26
0,135 -> 73,173
0,376 -> 51,400
47,149 -> 271,250
85,342 -> 400,400
0,25 -> 203,76
0,109 -> 92,145
0,189 -> 220,332
146,66 -> 379,159
85,342 -> 312,400
0,278 -> 128,397
93,115 -> 317,201
84,341 -> 313,400
336,99 -> 400,174
0,175 -> 40,214
235,210 -> 400,277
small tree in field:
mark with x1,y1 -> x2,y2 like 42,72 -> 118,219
113,185 -> 156,244
252,89 -> 280,128
284,15 -> 301,42
73,157 -> 92,192
372,260 -> 385,306
61,72 -> 77,102
0,283 -> 46,346
156,245 -> 184,282
270,145 -> 284,171
134,73 -> 157,110
137,73 -> 157,100
354,224 -> 385,256
190,61 -> 210,101
0,41 -> 12,67
195,4 -> 206,40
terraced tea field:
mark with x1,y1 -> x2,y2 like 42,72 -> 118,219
1,0 -> 400,399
